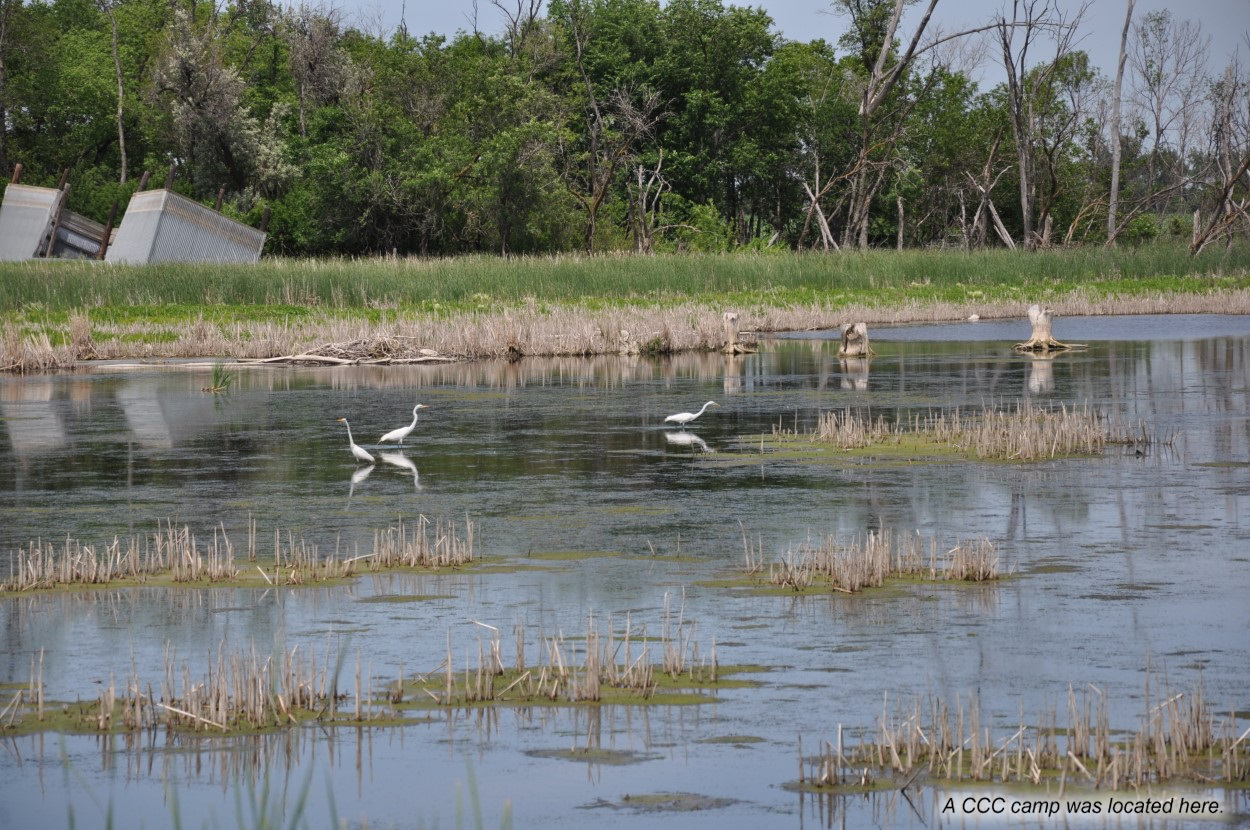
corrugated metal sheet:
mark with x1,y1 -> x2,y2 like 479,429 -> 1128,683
53,210 -> 113,259
106,189 -> 266,265
0,183 -> 62,261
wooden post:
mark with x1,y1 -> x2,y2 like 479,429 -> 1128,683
56,168 -> 70,189
97,201 -> 119,261
164,164 -> 177,191
260,206 -> 271,233
9,163 -> 21,184
214,186 -> 225,212
42,184 -> 71,258
137,170 -> 151,192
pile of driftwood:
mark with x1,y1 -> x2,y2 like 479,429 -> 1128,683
239,336 -> 459,366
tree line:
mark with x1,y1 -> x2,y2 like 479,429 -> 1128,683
0,0 -> 1246,257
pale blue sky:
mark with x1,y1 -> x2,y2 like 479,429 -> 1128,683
345,0 -> 1248,82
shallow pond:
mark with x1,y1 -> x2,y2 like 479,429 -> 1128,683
1,314 -> 1248,828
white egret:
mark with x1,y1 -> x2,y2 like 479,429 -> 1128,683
336,418 -> 375,463
379,404 -> 429,447
664,401 -> 719,427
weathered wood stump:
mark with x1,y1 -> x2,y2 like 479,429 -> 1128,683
838,322 -> 874,357
721,311 -> 757,354
1014,304 -> 1085,352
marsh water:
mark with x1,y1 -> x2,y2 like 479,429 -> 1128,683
1,314 -> 1248,829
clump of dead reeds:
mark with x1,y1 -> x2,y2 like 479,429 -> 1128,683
365,515 -> 475,570
812,408 -> 899,449
750,528 -> 1001,593
2,515 -> 476,593
812,402 -> 1164,460
420,602 -> 716,708
799,670 -> 1245,790
0,324 -> 73,373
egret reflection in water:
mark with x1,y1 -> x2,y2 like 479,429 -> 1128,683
347,463 -> 374,500
379,451 -> 421,490
664,430 -> 711,452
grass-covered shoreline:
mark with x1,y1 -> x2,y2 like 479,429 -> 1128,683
4,246 -> 1250,371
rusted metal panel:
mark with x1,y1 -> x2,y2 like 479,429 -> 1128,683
106,189 -> 266,265
0,183 -> 62,261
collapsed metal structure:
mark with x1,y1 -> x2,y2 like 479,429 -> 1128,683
0,166 -> 266,265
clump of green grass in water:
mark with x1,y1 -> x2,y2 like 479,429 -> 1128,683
201,361 -> 235,393
797,669 -> 1242,791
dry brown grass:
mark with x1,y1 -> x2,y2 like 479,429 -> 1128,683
751,528 -> 1001,593
813,402 -> 1157,460
801,671 -> 1244,789
1,515 -> 476,593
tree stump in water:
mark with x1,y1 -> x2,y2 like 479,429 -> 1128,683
1014,304 -> 1085,352
838,322 -> 874,357
722,311 -> 757,354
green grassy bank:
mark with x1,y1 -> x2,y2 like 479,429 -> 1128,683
3,245 -> 1250,370
5,245 -> 1250,312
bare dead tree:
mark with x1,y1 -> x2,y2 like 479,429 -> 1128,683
996,0 -> 1086,251
491,0 -> 544,60
1106,0 -> 1134,244
1128,11 -> 1209,219
1192,57 -> 1250,254
629,150 -> 669,253
286,5 -> 349,139
560,0 -> 664,253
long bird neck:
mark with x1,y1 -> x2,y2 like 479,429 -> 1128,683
344,422 -> 355,443
409,408 -> 421,428
696,402 -> 712,417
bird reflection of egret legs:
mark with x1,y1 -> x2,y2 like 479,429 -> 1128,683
664,430 -> 711,453
379,451 -> 421,490
348,464 -> 374,501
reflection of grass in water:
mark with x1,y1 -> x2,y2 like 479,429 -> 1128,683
59,735 -> 513,830
357,594 -> 456,603
525,550 -> 621,561
697,734 -> 767,745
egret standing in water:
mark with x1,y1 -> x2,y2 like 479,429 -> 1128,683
379,404 -> 429,447
336,418 -> 375,464
664,401 -> 719,427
